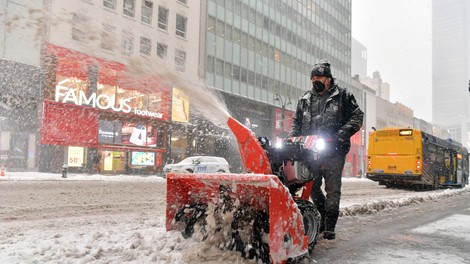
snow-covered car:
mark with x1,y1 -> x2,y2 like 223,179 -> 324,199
162,156 -> 230,178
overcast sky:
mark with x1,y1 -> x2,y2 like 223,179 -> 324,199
352,0 -> 432,122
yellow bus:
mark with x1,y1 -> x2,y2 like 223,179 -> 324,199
366,128 -> 469,189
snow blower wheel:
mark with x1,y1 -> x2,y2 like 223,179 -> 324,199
296,199 -> 321,253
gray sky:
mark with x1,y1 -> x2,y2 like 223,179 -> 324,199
352,0 -> 432,122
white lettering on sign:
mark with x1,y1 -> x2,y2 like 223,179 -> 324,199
134,108 -> 164,118
98,129 -> 117,138
54,86 -> 164,119
55,86 -> 132,113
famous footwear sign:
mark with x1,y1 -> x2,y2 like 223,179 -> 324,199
55,86 -> 163,119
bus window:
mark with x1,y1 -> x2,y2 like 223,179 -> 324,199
444,157 -> 451,167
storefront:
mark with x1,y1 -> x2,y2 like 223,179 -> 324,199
344,128 -> 366,177
39,45 -> 171,174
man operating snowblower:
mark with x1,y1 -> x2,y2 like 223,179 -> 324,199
290,60 -> 364,240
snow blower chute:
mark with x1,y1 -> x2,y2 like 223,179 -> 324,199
166,117 -> 320,264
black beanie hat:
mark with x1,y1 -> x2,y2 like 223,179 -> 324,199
310,60 -> 332,78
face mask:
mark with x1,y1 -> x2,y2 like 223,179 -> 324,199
313,80 -> 325,93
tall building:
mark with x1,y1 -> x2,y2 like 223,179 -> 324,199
432,0 -> 470,147
1,0 -> 202,173
351,37 -> 367,79
201,0 -> 364,176
202,1 -> 352,123
0,0 -> 43,170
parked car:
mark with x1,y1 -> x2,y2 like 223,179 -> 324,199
162,156 -> 230,178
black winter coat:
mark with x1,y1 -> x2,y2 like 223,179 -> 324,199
290,85 -> 364,156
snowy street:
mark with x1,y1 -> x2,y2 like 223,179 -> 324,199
0,172 -> 468,263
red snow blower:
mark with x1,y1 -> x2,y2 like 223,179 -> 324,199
166,117 -> 322,264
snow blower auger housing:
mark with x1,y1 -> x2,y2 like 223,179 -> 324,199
166,117 -> 321,264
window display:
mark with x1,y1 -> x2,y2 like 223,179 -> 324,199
121,122 -> 157,147
130,151 -> 155,166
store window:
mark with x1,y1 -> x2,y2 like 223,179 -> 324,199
170,130 -> 189,160
148,92 -> 163,112
55,76 -> 89,103
9,133 -> 28,168
97,83 -> 117,107
119,89 -> 146,109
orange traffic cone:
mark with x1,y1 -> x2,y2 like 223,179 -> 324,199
0,165 -> 5,176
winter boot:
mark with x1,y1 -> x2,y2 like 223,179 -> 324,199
323,210 -> 339,240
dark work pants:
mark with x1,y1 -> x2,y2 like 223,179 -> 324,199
308,154 -> 346,231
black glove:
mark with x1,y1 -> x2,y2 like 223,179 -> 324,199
332,132 -> 348,151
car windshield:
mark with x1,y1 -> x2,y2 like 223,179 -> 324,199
179,157 -> 200,165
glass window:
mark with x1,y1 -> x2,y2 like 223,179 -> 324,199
216,19 -> 225,37
208,16 -> 215,33
241,32 -> 248,48
232,64 -> 240,80
158,6 -> 168,30
72,13 -> 89,42
233,1 -> 241,15
148,92 -> 163,112
248,35 -> 255,50
256,73 -> 262,88
225,24 -> 232,40
97,81 -> 117,107
55,76 -> 89,103
156,43 -> 167,58
123,0 -> 135,17
121,31 -> 134,56
233,28 -> 241,44
101,23 -> 115,51
215,59 -> 224,76
118,89 -> 146,109
224,62 -> 232,78
141,0 -> 153,24
176,14 -> 187,38
175,49 -> 186,72
206,55 -> 214,73
140,37 -> 151,56
226,0 -> 233,11
240,68 -> 247,83
103,0 -> 116,10
248,70 -> 255,85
